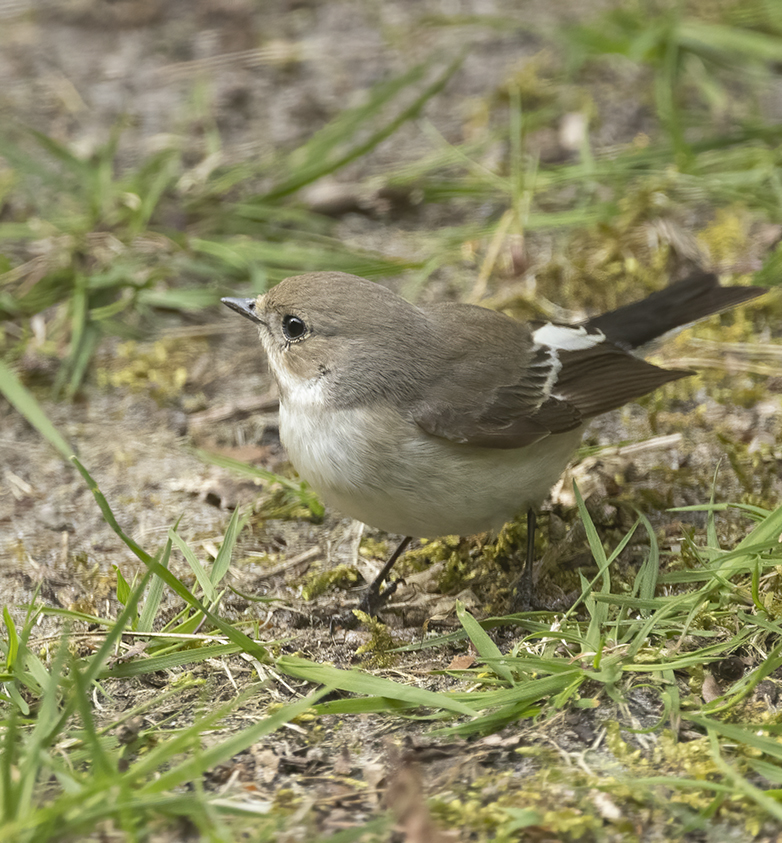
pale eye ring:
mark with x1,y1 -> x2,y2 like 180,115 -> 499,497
282,314 -> 307,341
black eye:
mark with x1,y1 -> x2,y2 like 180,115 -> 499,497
282,314 -> 307,341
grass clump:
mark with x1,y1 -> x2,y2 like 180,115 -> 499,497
0,58 -> 459,398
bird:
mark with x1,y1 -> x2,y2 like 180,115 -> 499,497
222,269 -> 765,615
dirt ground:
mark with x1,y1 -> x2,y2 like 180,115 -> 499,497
2,1 -> 782,841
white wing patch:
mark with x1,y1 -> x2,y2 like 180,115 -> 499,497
529,345 -> 562,401
532,323 -> 605,351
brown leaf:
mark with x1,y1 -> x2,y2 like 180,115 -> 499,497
447,654 -> 476,670
702,673 -> 723,703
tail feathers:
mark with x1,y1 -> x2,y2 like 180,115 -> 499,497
586,270 -> 766,350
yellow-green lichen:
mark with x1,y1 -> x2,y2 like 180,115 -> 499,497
299,564 -> 361,600
97,337 -> 207,402
697,207 -> 750,267
353,612 -> 399,669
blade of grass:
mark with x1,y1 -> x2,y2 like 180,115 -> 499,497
263,55 -> 463,201
0,362 -> 75,460
139,687 -> 330,795
633,511 -> 660,604
456,601 -> 516,685
705,729 -> 782,822
210,504 -> 243,588
102,641 -> 244,679
70,655 -> 116,781
432,670 -> 585,737
14,630 -> 71,823
168,528 -> 217,604
278,655 -> 475,716
701,639 -> 782,714
573,482 -> 610,652
71,456 -> 269,663
193,447 -> 324,520
136,538 -> 172,634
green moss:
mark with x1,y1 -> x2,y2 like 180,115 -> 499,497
96,338 -> 208,402
353,612 -> 399,668
359,537 -> 392,562
430,762 -> 633,841
606,720 -> 649,770
256,486 -> 324,523
431,793 -> 510,836
271,788 -> 300,814
403,712 -> 782,841
399,536 -> 482,595
697,206 -> 750,266
299,564 -> 360,600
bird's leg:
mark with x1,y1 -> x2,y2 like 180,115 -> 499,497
332,536 -> 413,632
509,509 -> 536,611
357,535 -> 412,616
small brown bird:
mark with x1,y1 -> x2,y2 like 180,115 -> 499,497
223,270 -> 765,613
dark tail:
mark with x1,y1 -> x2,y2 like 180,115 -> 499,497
586,270 -> 766,350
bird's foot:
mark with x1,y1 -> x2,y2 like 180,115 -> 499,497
330,579 -> 399,631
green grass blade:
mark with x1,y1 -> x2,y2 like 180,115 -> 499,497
193,447 -> 324,520
136,538 -> 172,634
70,657 -> 116,781
27,127 -> 92,180
573,481 -> 608,570
433,670 -> 585,737
210,504 -> 242,588
0,362 -> 75,460
139,687 -> 330,795
706,729 -> 782,822
279,655 -> 475,716
2,607 -> 19,671
573,483 -> 610,651
634,511 -> 661,605
168,527 -> 216,604
734,501 -> 782,555
14,630 -> 71,820
71,457 -> 269,663
102,641 -> 244,678
702,639 -> 782,714
456,601 -> 515,685
264,56 -> 463,201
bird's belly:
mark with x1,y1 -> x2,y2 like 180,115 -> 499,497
279,402 -> 583,538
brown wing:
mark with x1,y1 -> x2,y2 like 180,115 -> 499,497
551,343 -> 692,417
409,271 -> 763,451
413,334 -> 691,450
411,341 -> 580,449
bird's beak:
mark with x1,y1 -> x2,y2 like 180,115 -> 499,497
221,297 -> 264,326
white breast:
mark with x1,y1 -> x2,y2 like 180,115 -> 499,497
279,390 -> 583,538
